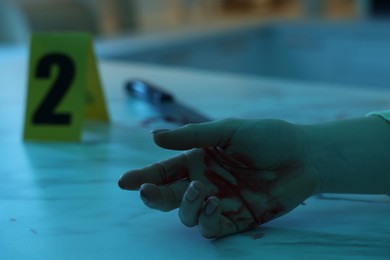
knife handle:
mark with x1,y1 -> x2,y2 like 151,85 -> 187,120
125,79 -> 174,104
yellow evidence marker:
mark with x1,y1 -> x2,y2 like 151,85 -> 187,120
23,33 -> 109,142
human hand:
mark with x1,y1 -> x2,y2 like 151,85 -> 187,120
118,119 -> 320,238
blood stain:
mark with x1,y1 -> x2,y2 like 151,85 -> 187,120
202,147 -> 286,227
248,233 -> 264,240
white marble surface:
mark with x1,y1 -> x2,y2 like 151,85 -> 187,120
1,57 -> 390,259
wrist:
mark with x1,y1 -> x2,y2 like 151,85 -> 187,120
301,122 -> 339,194
302,117 -> 390,195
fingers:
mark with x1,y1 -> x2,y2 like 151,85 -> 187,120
152,119 -> 241,150
178,181 -> 249,239
118,153 -> 189,190
197,197 -> 243,239
178,181 -> 225,236
197,197 -> 223,238
140,180 -> 189,212
179,181 -> 207,227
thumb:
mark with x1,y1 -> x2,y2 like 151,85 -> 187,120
151,119 -> 240,150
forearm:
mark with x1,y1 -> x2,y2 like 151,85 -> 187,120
303,116 -> 390,195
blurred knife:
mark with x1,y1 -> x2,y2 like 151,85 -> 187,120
125,79 -> 211,125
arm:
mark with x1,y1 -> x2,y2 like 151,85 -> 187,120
304,116 -> 390,195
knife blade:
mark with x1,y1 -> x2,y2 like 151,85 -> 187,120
125,79 -> 212,125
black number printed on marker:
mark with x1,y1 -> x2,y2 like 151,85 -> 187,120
33,53 -> 75,125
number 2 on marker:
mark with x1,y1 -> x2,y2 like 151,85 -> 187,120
33,53 -> 75,125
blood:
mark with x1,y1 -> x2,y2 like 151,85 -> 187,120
205,147 -> 278,195
202,147 -> 286,228
231,152 -> 258,169
204,168 -> 257,227
248,233 -> 265,240
203,150 -> 214,168
206,147 -> 253,170
204,169 -> 237,198
256,205 -> 284,224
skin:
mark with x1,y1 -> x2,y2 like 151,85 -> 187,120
118,116 -> 390,239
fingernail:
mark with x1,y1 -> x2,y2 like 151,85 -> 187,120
205,199 -> 218,216
117,179 -> 125,189
140,189 -> 149,205
151,129 -> 170,135
186,182 -> 200,202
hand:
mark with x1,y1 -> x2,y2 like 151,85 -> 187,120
118,118 -> 320,238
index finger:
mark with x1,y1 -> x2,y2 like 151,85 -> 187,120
118,153 -> 189,190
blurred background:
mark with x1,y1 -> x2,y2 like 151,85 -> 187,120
1,0 -> 390,89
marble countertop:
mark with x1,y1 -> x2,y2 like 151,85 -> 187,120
1,57 -> 390,259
